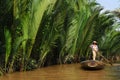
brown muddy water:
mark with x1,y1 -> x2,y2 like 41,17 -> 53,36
0,63 -> 120,80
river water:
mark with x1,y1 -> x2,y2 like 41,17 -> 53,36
0,63 -> 120,80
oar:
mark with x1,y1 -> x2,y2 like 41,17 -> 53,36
98,51 -> 113,66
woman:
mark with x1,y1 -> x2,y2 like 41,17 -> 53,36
90,41 -> 99,60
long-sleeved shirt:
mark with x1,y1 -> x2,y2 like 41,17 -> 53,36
90,44 -> 98,52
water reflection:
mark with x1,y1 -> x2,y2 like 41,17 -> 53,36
108,64 -> 120,80
0,63 -> 120,80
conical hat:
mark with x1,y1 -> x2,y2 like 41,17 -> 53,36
93,41 -> 97,43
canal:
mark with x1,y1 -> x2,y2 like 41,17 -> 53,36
0,63 -> 120,80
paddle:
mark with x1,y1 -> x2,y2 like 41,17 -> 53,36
97,51 -> 113,66
90,44 -> 113,66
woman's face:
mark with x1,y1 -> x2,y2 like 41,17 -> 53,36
93,43 -> 97,45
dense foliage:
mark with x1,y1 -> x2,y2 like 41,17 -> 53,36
0,0 -> 120,75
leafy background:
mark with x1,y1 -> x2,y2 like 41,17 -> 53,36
0,0 -> 120,75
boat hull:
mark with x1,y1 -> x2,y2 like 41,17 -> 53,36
80,60 -> 105,70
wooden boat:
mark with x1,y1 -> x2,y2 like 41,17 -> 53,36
80,60 -> 105,70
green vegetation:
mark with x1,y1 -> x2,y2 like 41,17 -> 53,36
0,0 -> 120,75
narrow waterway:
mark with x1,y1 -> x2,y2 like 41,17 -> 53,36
0,63 -> 120,80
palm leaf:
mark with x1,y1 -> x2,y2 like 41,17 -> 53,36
4,28 -> 11,69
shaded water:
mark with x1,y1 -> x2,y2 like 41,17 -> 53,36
0,63 -> 120,80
